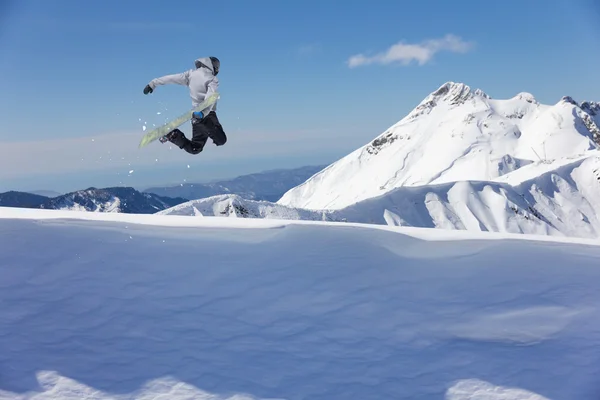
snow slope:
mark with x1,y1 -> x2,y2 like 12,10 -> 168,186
2,207 -> 600,399
338,152 -> 600,238
277,82 -> 600,210
160,153 -> 600,239
157,193 -> 329,220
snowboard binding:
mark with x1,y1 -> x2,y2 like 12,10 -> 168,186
159,130 -> 176,144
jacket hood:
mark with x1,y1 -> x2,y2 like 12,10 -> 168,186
195,57 -> 215,74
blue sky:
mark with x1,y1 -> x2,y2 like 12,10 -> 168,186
1,0 -> 599,193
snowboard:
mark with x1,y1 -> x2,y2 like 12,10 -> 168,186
138,92 -> 220,148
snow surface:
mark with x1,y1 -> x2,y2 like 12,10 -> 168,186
2,207 -> 600,399
277,82 -> 600,210
160,153 -> 600,239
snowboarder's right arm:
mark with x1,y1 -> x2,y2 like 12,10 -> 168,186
144,71 -> 190,94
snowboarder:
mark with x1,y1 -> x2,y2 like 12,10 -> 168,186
143,56 -> 226,154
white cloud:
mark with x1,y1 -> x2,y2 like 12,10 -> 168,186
347,34 -> 474,68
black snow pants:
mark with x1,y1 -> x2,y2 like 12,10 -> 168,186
167,111 -> 227,155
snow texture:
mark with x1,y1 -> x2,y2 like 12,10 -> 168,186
277,82 -> 600,210
1,207 -> 600,399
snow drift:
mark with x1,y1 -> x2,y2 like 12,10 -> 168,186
2,207 -> 600,399
277,82 -> 600,210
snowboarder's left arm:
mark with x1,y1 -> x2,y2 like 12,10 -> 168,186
144,71 -> 191,94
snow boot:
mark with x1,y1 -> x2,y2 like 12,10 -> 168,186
159,129 -> 180,144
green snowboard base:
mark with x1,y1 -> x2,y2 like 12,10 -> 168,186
139,92 -> 220,148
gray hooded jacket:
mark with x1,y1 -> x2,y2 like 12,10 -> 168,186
148,57 -> 218,112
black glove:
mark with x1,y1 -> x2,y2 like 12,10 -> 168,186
143,84 -> 153,94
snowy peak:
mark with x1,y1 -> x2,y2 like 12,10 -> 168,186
407,81 -> 489,120
561,95 -> 578,106
558,96 -> 599,116
581,101 -> 599,116
277,82 -> 600,210
554,96 -> 600,147
367,81 -> 492,156
513,92 -> 538,105
429,81 -> 490,105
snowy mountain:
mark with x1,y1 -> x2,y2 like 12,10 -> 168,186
278,82 -> 600,210
157,193 -> 329,220
338,152 -> 600,238
144,165 -> 325,202
160,152 -> 600,239
0,187 -> 187,213
40,187 -> 187,213
2,207 -> 600,399
0,191 -> 50,208
1,165 -> 323,213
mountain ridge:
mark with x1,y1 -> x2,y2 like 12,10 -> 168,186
158,152 -> 600,239
277,81 -> 600,210
143,164 -> 326,202
0,187 -> 187,214
1,165 -> 326,213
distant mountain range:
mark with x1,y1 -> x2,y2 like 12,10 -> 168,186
0,165 -> 326,213
143,165 -> 325,201
0,191 -> 50,208
0,187 -> 187,214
